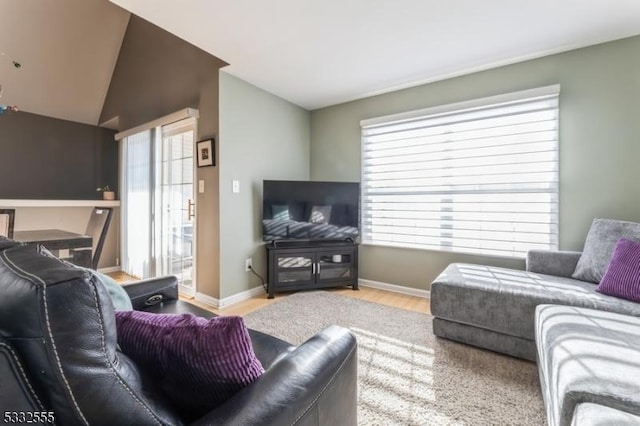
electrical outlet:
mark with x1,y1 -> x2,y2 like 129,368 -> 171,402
245,258 -> 253,272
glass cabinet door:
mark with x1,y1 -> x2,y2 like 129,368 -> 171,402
157,120 -> 196,296
316,251 -> 353,283
276,253 -> 315,285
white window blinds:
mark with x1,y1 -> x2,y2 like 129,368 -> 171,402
360,86 -> 560,258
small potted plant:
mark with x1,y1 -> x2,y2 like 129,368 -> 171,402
97,185 -> 115,201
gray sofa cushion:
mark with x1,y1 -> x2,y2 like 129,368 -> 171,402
526,250 -> 582,278
536,305 -> 640,426
571,403 -> 640,426
430,263 -> 640,341
572,218 -> 640,283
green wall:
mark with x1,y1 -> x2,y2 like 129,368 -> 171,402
219,72 -> 310,299
310,35 -> 640,291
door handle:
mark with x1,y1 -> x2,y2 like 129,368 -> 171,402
317,262 -> 321,274
188,199 -> 195,221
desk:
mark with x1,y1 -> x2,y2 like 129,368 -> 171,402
13,229 -> 93,267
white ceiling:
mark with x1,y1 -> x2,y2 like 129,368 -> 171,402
0,0 -> 129,124
111,0 -> 640,110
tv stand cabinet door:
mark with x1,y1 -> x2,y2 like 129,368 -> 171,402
268,250 -> 316,297
314,246 -> 357,286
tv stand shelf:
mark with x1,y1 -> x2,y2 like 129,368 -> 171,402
265,241 -> 358,299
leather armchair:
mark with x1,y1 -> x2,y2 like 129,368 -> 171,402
0,241 -> 357,425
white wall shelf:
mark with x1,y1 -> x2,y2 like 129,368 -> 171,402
0,199 -> 120,208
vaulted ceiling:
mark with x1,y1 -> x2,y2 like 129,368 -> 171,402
2,0 -> 640,126
0,0 -> 129,125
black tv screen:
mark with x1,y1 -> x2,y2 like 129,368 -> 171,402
262,180 -> 360,242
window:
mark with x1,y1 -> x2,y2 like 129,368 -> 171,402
360,86 -> 559,258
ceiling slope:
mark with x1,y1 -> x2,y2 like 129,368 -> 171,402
110,0 -> 640,110
0,0 -> 129,124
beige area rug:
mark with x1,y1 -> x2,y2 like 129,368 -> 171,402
243,291 -> 545,426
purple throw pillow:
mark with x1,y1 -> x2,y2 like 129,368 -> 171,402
115,311 -> 264,420
596,238 -> 640,303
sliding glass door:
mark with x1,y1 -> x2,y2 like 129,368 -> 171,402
121,117 -> 197,295
157,120 -> 196,295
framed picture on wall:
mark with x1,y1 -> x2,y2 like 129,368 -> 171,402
197,139 -> 215,167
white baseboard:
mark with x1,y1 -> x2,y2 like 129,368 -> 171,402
358,279 -> 430,299
195,285 -> 265,309
194,292 -> 220,308
219,286 -> 265,308
98,266 -> 121,274
179,288 -> 195,298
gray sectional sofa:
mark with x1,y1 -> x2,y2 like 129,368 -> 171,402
430,218 -> 640,425
431,250 -> 640,361
536,305 -> 640,426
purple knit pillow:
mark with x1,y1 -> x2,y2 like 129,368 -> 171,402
596,238 -> 640,302
115,311 -> 264,420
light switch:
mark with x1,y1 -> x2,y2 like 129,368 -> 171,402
232,180 -> 240,193
198,180 -> 205,193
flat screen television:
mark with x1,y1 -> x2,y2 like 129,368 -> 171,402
262,180 -> 360,242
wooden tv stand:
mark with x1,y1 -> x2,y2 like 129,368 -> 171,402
265,240 -> 358,299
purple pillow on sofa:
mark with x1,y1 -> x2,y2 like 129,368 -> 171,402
115,311 -> 264,420
596,238 -> 640,303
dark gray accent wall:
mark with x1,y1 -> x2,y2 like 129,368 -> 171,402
0,111 -> 117,199
99,14 -> 227,299
99,15 -> 227,130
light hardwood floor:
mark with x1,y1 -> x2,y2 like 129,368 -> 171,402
108,271 -> 431,316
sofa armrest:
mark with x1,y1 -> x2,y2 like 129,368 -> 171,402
526,250 -> 582,278
193,325 -> 358,426
122,276 -> 179,310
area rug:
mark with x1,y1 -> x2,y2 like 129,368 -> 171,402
243,291 -> 546,425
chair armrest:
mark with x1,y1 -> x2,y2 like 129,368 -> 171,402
526,250 -> 582,278
122,276 -> 179,310
193,325 -> 358,426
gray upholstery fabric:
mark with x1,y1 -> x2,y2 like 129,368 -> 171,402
536,305 -> 640,426
430,263 -> 640,342
572,218 -> 640,283
571,403 -> 640,426
526,250 -> 582,278
94,270 -> 133,311
433,318 -> 537,361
